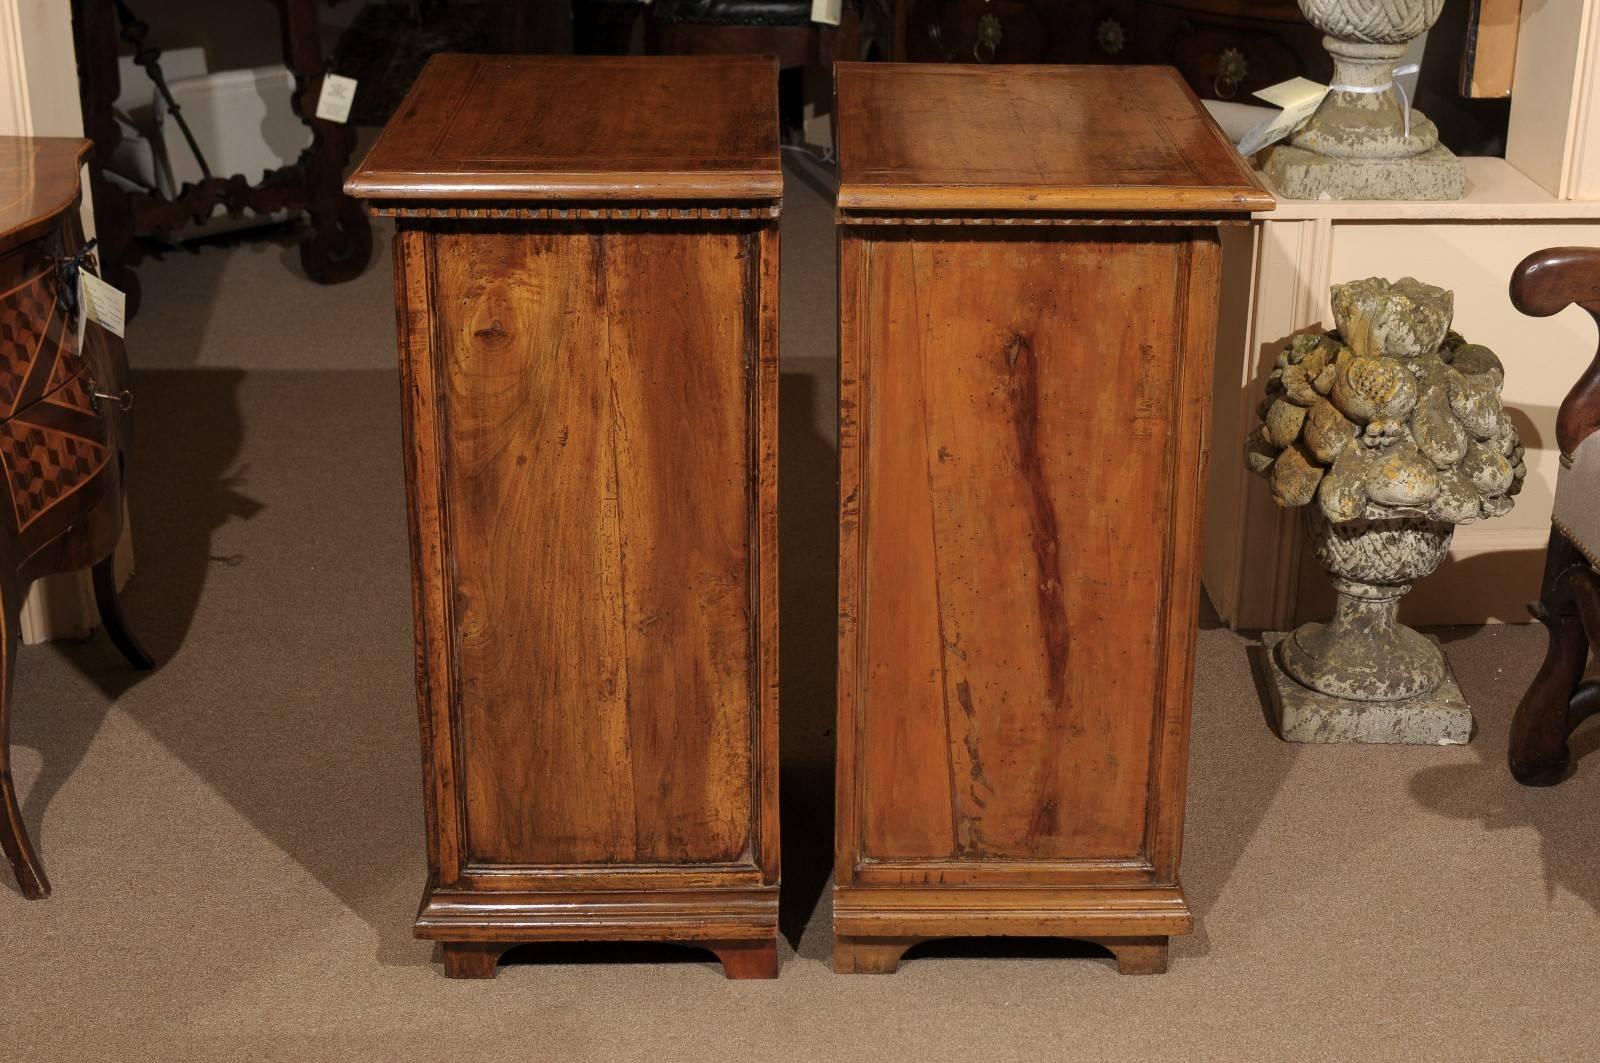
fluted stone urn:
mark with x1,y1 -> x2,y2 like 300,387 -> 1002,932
1246,277 -> 1526,743
1264,0 -> 1465,200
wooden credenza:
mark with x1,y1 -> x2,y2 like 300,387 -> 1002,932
346,54 -> 782,979
831,63 -> 1272,975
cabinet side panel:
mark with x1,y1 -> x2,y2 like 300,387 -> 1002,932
395,224 -> 461,882
753,222 -> 780,882
1148,229 -> 1219,879
603,227 -> 756,865
433,225 -> 753,867
857,229 -> 1183,864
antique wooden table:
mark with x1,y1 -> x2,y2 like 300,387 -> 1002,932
346,54 -> 782,979
831,62 -> 1272,975
0,136 -> 153,899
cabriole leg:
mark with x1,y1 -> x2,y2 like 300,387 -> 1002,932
0,597 -> 47,898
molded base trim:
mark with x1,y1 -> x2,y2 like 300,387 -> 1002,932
416,880 -> 778,940
832,882 -> 1193,941
833,883 -> 1188,975
832,933 -> 1170,975
418,880 -> 780,979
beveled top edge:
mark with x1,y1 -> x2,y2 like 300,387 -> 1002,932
0,136 -> 92,254
833,63 -> 1274,216
835,184 -> 1276,213
346,53 -> 783,205
347,169 -> 785,203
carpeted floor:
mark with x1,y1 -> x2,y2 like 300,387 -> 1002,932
2,154 -> 1596,1062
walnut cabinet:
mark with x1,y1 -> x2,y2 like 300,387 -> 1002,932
831,63 -> 1273,975
347,54 -> 782,980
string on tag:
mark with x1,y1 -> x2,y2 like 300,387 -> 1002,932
1328,62 -> 1421,140
55,238 -> 99,326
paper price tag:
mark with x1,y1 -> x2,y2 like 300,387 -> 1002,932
79,272 -> 126,339
1236,77 -> 1329,158
316,74 -> 359,124
811,0 -> 842,25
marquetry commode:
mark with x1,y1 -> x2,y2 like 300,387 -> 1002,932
347,54 -> 782,979
831,63 -> 1273,975
0,136 -> 153,901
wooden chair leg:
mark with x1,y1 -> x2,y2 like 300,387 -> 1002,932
1512,529 -> 1600,785
0,598 -> 47,898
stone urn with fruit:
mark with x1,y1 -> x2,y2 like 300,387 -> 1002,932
1245,276 -> 1525,743
1264,0 -> 1465,199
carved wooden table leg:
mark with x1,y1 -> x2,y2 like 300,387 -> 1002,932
274,0 -> 373,285
92,558 -> 154,670
0,584 -> 47,899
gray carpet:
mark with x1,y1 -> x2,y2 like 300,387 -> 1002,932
1,156 -> 1594,1062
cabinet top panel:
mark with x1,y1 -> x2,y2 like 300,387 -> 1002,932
834,63 -> 1274,215
346,55 -> 781,204
0,137 -> 89,253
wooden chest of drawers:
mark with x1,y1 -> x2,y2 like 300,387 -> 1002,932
900,1 -> 1328,102
346,55 -> 782,979
830,63 -> 1272,975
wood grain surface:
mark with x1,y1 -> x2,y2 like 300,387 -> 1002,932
834,223 -> 1224,970
852,230 -> 1183,864
346,55 -> 782,203
0,137 -> 91,253
834,63 -> 1273,214
431,224 -> 756,867
390,217 -> 780,977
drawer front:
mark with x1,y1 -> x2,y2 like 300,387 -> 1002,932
0,266 -> 89,423
0,370 -> 111,535
425,223 -> 767,874
0,256 -> 112,538
1135,3 -> 1330,101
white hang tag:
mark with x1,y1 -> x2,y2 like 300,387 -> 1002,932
316,74 -> 359,124
1236,77 -> 1329,158
811,0 -> 842,25
80,272 -> 126,339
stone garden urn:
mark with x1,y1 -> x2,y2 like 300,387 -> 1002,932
1245,277 -> 1526,743
1264,0 -> 1465,200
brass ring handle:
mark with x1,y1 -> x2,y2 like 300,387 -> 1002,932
1214,47 -> 1247,100
975,13 -> 1001,63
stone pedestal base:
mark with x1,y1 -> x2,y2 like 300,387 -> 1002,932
1262,633 -> 1473,745
1263,143 -> 1466,201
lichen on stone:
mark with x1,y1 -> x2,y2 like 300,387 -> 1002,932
1246,276 -> 1526,525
